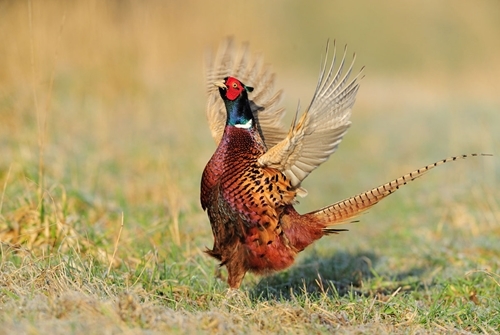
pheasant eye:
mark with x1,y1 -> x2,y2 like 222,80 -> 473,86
232,82 -> 238,89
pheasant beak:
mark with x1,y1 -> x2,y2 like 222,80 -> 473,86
213,80 -> 227,90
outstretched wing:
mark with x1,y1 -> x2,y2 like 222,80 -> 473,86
205,38 -> 287,147
258,41 -> 363,190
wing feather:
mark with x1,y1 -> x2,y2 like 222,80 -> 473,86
258,41 -> 363,189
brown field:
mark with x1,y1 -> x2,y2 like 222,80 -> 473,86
1,1 -> 499,333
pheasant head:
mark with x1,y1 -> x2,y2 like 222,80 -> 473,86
215,77 -> 255,129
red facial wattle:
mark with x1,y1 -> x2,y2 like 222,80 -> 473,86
225,77 -> 243,101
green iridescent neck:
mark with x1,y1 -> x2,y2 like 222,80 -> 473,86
225,94 -> 254,128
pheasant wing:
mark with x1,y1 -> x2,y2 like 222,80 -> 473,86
258,41 -> 363,189
205,38 -> 287,147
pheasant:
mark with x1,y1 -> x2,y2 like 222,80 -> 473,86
200,38 -> 490,289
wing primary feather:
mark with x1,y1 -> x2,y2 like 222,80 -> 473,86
322,51 -> 354,101
318,40 -> 337,95
315,45 -> 349,108
306,39 -> 333,112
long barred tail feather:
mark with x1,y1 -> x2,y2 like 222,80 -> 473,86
307,153 -> 492,232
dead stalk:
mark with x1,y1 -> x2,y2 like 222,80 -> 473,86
107,212 -> 124,276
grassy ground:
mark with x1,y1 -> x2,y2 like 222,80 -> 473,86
1,1 -> 499,334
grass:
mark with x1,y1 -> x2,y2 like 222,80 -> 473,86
1,1 -> 499,334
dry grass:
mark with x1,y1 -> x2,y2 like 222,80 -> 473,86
0,0 -> 499,334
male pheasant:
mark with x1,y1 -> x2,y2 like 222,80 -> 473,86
200,38 -> 489,289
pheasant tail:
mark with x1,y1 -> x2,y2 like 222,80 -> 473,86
308,153 -> 492,233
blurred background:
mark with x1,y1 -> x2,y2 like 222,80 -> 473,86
0,0 -> 499,258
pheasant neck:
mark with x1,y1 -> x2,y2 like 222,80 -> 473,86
225,97 -> 254,129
